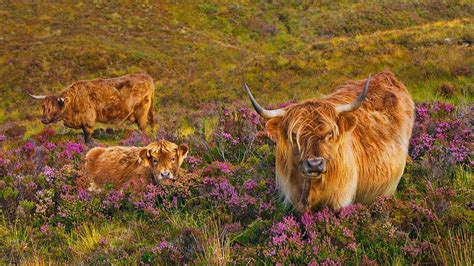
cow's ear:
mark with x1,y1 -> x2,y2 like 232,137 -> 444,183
337,113 -> 358,133
57,97 -> 70,107
177,144 -> 189,166
139,148 -> 151,167
265,117 -> 282,142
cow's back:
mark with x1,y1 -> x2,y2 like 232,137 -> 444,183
62,73 -> 154,124
84,146 -> 148,189
328,71 -> 415,203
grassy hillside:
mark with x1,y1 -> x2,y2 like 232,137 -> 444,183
1,1 -> 473,123
0,1 -> 473,264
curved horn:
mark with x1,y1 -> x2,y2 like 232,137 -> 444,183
335,74 -> 371,113
28,93 -> 46,99
244,83 -> 286,119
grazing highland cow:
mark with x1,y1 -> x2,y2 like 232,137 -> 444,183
29,73 -> 155,143
84,140 -> 189,192
245,71 -> 414,211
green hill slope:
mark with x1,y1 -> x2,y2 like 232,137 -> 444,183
0,1 -> 472,124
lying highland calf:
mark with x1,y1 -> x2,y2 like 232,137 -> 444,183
29,73 -> 155,143
245,71 -> 414,211
84,140 -> 189,192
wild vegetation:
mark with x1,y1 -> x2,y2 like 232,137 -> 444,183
0,1 -> 472,264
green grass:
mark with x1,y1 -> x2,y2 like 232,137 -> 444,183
0,1 -> 472,127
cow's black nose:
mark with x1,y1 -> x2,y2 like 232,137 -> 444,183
303,157 -> 326,174
160,171 -> 170,178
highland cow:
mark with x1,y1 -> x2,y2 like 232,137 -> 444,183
29,73 -> 155,143
84,140 -> 189,192
245,71 -> 414,211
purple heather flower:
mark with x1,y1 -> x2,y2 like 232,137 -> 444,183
121,131 -> 150,146
272,234 -> 287,246
62,141 -> 85,159
259,201 -> 274,213
300,212 -> 314,228
243,179 -> 258,191
320,258 -> 341,266
133,201 -> 146,209
271,216 -> 299,235
412,203 -> 435,221
152,241 -> 174,254
402,241 -> 431,257
342,227 -> 354,238
43,166 -> 55,179
312,246 -> 319,256
102,190 -> 124,209
222,132 -> 233,141
77,189 -> 90,201
22,140 -> 35,152
415,104 -> 429,119
435,102 -> 454,113
315,208 -> 333,223
223,108 -> 231,117
203,176 -> 216,186
158,241 -> 168,249
187,156 -> 202,167
28,181 -> 37,190
215,162 -> 233,174
44,142 -> 57,151
171,196 -> 178,208
61,184 -> 72,194
348,242 -> 357,252
339,204 -> 363,219
40,224 -> 49,233
278,100 -> 297,108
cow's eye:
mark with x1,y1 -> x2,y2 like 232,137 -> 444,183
291,133 -> 298,143
171,157 -> 176,162
152,158 -> 158,164
324,132 -> 333,142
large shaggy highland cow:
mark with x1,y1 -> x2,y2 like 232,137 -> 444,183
245,71 -> 415,211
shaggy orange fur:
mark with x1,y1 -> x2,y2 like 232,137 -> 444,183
31,73 -> 155,143
83,140 -> 188,192
262,71 -> 414,211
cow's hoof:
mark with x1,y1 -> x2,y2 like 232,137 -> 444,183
295,202 -> 309,213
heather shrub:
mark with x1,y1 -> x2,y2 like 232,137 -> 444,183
199,161 -> 277,224
0,102 -> 472,264
206,107 -> 267,163
410,102 -> 472,179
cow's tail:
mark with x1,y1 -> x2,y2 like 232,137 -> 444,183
148,84 -> 156,128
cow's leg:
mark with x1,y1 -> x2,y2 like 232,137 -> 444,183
82,125 -> 93,143
137,116 -> 147,132
133,96 -> 153,132
134,105 -> 149,132
331,176 -> 357,210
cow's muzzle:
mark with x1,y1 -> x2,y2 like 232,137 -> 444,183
155,171 -> 175,181
302,157 -> 326,178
